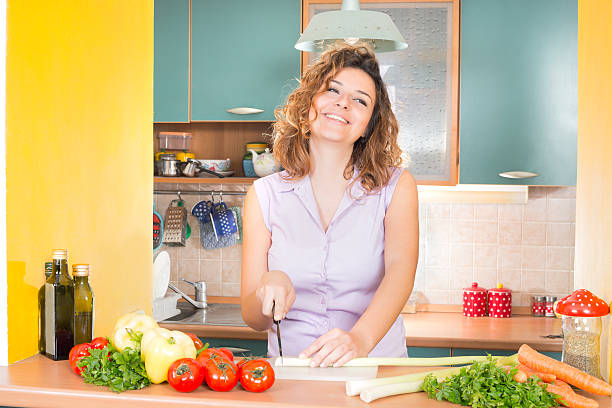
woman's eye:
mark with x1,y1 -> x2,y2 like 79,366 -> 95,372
354,98 -> 367,107
327,87 -> 339,94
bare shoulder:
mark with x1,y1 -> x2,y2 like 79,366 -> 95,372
391,169 -> 418,206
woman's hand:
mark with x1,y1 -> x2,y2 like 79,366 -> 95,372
256,270 -> 295,322
299,328 -> 366,368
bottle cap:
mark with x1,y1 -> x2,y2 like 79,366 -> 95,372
44,262 -> 53,278
72,264 -> 90,277
52,249 -> 68,260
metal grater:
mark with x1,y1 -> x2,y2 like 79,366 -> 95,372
163,199 -> 187,246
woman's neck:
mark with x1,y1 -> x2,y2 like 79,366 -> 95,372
309,138 -> 354,184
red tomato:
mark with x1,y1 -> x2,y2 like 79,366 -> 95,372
239,359 -> 275,392
89,337 -> 109,350
167,358 -> 205,393
204,358 -> 238,392
184,332 -> 205,350
218,348 -> 234,361
68,343 -> 91,375
196,348 -> 228,365
236,357 -> 263,372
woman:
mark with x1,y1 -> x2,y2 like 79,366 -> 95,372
241,43 -> 418,368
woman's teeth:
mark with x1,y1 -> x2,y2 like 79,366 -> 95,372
325,113 -> 348,124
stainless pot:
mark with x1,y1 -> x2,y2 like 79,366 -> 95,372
160,159 -> 181,177
182,159 -> 199,177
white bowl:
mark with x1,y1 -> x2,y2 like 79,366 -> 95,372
197,159 -> 231,172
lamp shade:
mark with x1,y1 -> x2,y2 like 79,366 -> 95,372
296,0 -> 407,53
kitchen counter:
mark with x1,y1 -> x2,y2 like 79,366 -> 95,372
160,311 -> 563,352
2,355 -> 609,408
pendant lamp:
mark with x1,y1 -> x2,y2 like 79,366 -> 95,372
295,0 -> 408,53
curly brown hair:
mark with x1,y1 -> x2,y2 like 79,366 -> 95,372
272,42 -> 404,194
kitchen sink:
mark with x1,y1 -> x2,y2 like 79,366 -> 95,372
160,302 -> 247,327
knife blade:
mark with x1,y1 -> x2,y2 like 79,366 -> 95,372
272,301 -> 283,362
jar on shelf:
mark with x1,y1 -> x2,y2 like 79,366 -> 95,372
488,283 -> 512,318
555,289 -> 610,378
532,296 -> 546,316
544,296 -> 557,317
462,282 -> 487,317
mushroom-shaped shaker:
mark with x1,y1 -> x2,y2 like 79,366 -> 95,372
555,289 -> 609,378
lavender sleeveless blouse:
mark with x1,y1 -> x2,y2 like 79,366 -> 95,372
253,167 -> 408,358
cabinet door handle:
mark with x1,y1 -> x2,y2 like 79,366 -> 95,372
498,171 -> 539,179
226,107 -> 264,115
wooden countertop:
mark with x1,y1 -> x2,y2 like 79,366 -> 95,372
2,355 -> 609,408
160,312 -> 563,352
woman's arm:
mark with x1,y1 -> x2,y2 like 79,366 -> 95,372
301,170 -> 419,366
241,186 -> 295,331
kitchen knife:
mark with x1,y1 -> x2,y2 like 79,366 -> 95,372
272,301 -> 283,362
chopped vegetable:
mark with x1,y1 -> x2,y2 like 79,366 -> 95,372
275,355 -> 503,368
518,344 -> 612,396
360,380 -> 423,403
78,344 -> 150,393
422,357 -> 559,408
140,327 -> 197,384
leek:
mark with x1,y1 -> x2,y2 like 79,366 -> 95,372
346,366 -> 460,396
273,355 -> 508,368
360,380 -> 424,403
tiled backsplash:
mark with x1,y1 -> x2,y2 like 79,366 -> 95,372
155,184 -> 575,306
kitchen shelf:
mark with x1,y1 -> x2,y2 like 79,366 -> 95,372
154,177 -> 256,184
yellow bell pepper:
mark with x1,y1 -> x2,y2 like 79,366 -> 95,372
140,327 -> 196,384
111,310 -> 158,352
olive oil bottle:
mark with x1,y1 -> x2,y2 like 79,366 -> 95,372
38,262 -> 53,354
73,264 -> 94,344
45,249 -> 74,360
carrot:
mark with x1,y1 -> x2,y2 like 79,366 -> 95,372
518,344 -> 612,396
544,380 -> 599,408
517,363 -> 556,383
502,365 -> 528,383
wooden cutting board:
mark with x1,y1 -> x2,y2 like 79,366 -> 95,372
273,364 -> 378,382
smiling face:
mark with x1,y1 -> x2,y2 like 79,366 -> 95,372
308,67 -> 376,146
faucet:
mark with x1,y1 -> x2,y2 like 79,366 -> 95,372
168,279 -> 207,309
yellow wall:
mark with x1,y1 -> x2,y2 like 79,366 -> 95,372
575,0 -> 612,382
6,1 -> 153,362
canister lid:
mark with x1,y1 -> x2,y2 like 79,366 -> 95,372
545,296 -> 557,302
533,295 -> 546,302
72,264 -> 90,276
489,283 -> 511,293
464,282 -> 486,292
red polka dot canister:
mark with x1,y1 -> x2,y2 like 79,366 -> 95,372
463,282 -> 488,317
488,283 -> 512,318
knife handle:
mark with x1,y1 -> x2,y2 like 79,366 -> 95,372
272,300 -> 280,324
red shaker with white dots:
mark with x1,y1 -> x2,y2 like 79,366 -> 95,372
488,283 -> 512,318
463,282 -> 487,317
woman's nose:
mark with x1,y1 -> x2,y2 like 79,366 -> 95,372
335,95 -> 350,109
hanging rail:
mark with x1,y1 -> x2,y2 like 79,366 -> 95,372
154,190 -> 246,196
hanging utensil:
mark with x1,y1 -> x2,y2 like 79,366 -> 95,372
163,196 -> 188,247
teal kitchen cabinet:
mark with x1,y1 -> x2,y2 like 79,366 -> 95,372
199,337 -> 268,357
459,0 -> 577,185
191,0 -> 301,121
154,0 -> 190,122
452,348 -> 561,361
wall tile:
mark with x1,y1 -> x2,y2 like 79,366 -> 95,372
427,203 -> 451,219
423,290 -> 450,304
206,282 -> 222,296
451,266 -> 474,290
546,247 -> 572,270
450,220 -> 473,243
451,203 -> 474,220
222,244 -> 242,261
200,260 -> 221,282
412,267 -> 426,292
427,219 -> 451,243
181,222 -> 201,260
498,268 -> 521,291
522,246 -> 547,269
545,271 -> 570,294
528,187 -> 548,198
498,204 -> 523,222
547,199 -> 576,222
524,197 -> 547,221
498,246 -> 521,269
522,222 -> 546,246
178,259 -> 199,283
474,204 -> 498,221
546,223 -> 572,246
570,223 -> 575,246
425,267 -> 450,290
499,222 -> 521,245
222,283 -> 241,297
450,244 -> 473,267
521,269 -> 546,292
221,260 -> 242,284
425,243 -> 450,267
474,268 -> 497,289
547,186 -> 576,198
200,247 -> 222,260
474,245 -> 497,268
474,222 -> 498,244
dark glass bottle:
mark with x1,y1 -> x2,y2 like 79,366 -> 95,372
44,249 -> 74,360
73,264 -> 94,345
38,262 -> 53,354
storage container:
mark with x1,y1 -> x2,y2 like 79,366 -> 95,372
463,282 -> 487,317
488,284 -> 512,318
157,132 -> 192,150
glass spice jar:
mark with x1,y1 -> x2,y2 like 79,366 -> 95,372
532,296 -> 546,316
545,296 -> 557,317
